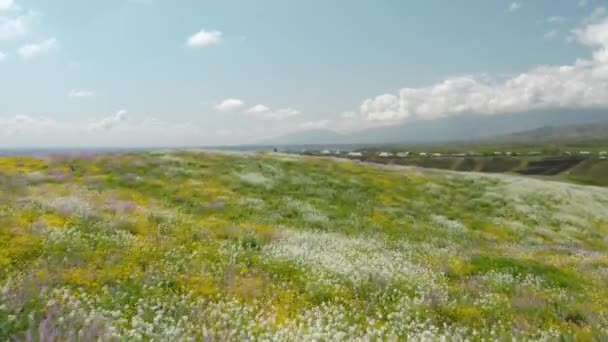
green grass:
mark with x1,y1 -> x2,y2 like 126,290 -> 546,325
470,254 -> 581,289
567,159 -> 608,186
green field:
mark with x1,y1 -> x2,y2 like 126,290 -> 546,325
359,139 -> 608,155
1,152 -> 608,340
356,155 -> 608,187
348,139 -> 608,187
566,159 -> 608,186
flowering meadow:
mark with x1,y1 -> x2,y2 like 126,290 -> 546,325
1,151 -> 608,340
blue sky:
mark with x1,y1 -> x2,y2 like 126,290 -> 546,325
1,0 -> 608,146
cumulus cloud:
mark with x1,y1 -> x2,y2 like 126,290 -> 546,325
0,113 -> 204,147
359,12 -> 608,123
0,0 -> 14,11
508,2 -> 521,13
186,29 -> 222,48
265,108 -> 301,120
243,103 -> 301,120
215,98 -> 244,112
67,90 -> 95,98
0,115 -> 47,135
246,104 -> 270,114
247,107 -> 300,120
17,37 -> 57,59
299,119 -> 331,129
0,14 -> 26,40
585,7 -> 606,24
90,110 -> 128,130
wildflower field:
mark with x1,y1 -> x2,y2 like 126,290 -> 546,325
1,151 -> 608,340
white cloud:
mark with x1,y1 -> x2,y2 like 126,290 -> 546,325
543,29 -> 560,40
0,113 -> 204,147
215,98 -> 244,112
0,15 -> 26,40
545,16 -> 566,24
579,0 -> 588,7
360,94 -> 401,121
90,109 -> 128,130
186,29 -> 222,48
0,50 -> 5,62
299,119 -> 331,129
68,90 -> 95,99
264,108 -> 301,120
359,12 -> 608,123
246,104 -> 270,114
17,37 -> 57,59
0,0 -> 14,11
248,107 -> 300,120
586,7 -> 606,24
508,2 -> 521,13
243,103 -> 301,120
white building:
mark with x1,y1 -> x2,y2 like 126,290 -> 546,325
347,152 -> 363,157
378,152 -> 393,157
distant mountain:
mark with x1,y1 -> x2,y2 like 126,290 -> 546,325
260,109 -> 608,146
260,129 -> 345,146
490,122 -> 608,143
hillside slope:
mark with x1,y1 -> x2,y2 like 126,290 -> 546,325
359,154 -> 608,186
1,152 -> 608,340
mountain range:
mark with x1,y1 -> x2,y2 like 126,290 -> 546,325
261,109 -> 608,146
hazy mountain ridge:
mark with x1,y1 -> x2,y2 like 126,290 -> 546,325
262,109 -> 608,146
490,122 -> 608,143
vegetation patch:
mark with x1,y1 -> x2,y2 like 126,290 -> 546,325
0,152 -> 607,340
470,254 -> 580,289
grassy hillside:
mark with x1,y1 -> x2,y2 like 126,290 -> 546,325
359,155 -> 608,186
1,152 -> 608,340
566,159 -> 608,186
